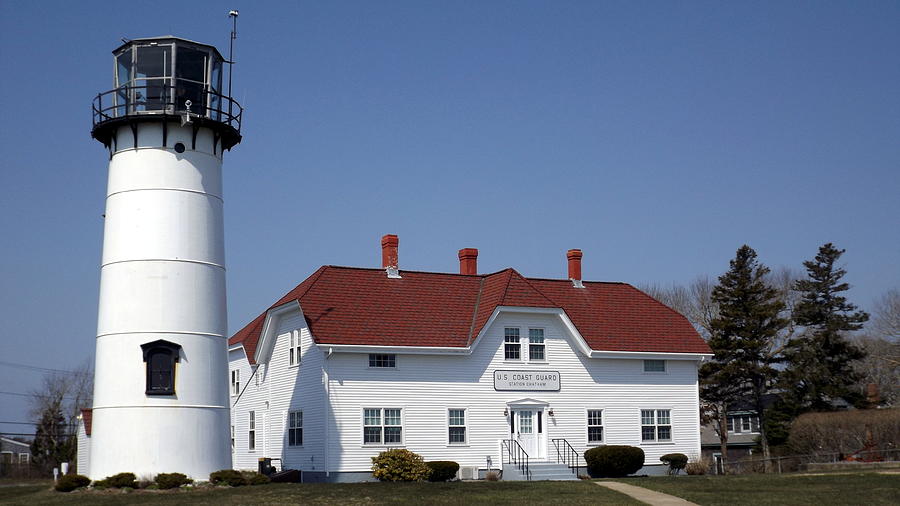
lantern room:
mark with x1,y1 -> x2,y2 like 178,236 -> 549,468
91,36 -> 242,150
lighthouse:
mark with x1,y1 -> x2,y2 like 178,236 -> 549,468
88,36 -> 242,479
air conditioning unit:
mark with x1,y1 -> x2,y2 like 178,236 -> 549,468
457,466 -> 480,480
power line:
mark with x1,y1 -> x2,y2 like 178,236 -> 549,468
0,391 -> 84,401
0,360 -> 77,375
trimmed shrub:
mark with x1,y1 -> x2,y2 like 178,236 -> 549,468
788,408 -> 900,456
209,469 -> 247,487
660,453 -> 688,475
584,445 -> 645,478
243,472 -> 271,485
484,471 -> 500,481
55,474 -> 91,492
95,472 -> 137,489
426,461 -> 460,482
371,449 -> 431,482
155,472 -> 193,489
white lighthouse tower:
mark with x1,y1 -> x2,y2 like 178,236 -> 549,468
88,36 -> 242,479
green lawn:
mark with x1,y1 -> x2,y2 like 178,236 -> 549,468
618,472 -> 900,505
0,480 -> 640,505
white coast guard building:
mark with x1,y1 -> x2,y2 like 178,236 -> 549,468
228,236 -> 712,481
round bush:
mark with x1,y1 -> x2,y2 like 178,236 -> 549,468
426,461 -> 460,482
209,469 -> 247,486
371,449 -> 431,482
55,474 -> 91,492
660,453 -> 688,475
584,445 -> 645,478
244,472 -> 271,485
96,472 -> 137,489
155,472 -> 193,489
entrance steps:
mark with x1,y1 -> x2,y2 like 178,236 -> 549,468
502,461 -> 579,481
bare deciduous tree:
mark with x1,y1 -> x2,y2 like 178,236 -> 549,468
28,360 -> 93,474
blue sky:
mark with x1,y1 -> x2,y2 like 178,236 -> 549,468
1,1 -> 898,435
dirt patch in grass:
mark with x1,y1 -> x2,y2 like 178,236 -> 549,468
617,472 -> 900,506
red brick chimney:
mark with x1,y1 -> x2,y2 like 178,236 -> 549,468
381,234 -> 400,278
567,249 -> 584,288
458,248 -> 478,275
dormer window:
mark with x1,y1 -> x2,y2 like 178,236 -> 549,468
141,340 -> 181,395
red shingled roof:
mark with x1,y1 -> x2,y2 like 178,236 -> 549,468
229,266 -> 710,364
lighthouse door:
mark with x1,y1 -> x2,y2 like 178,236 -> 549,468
515,410 -> 545,460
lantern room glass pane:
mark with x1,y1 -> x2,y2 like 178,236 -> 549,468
135,45 -> 171,78
116,50 -> 132,87
176,46 -> 208,82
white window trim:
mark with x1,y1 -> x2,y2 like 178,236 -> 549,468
586,408 -> 604,445
288,409 -> 303,447
527,327 -> 548,363
231,369 -> 240,396
248,411 -> 257,452
18,453 -> 29,464
447,407 -> 469,447
362,407 -> 404,447
642,359 -> 667,374
367,353 -> 399,369
503,327 -> 523,361
289,330 -> 301,367
640,408 -> 675,444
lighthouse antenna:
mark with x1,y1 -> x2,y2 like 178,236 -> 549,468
227,10 -> 239,118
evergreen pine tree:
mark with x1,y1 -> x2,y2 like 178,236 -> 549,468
30,397 -> 74,474
781,243 -> 868,412
702,245 -> 787,468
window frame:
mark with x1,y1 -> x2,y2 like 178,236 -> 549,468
231,369 -> 240,396
362,407 -> 404,446
248,411 -> 256,451
141,340 -> 181,396
587,408 -> 604,445
368,353 -> 397,369
643,359 -> 667,373
504,327 -> 522,361
528,327 -> 547,362
289,331 -> 301,367
448,408 -> 468,446
288,410 -> 303,447
18,453 -> 29,464
640,408 -> 673,443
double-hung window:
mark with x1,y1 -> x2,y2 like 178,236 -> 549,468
289,332 -> 301,366
448,409 -> 466,444
369,354 -> 396,368
504,328 -> 521,360
249,411 -> 256,450
587,409 -> 603,444
641,409 -> 672,442
364,408 -> 402,445
288,410 -> 303,446
528,328 -> 545,361
231,369 -> 240,396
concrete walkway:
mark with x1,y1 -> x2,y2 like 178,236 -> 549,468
595,481 -> 699,506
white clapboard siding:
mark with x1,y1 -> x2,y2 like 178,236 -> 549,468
230,308 -> 702,475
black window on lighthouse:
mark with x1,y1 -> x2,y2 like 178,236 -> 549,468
141,340 -> 182,395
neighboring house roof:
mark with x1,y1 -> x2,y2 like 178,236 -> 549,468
230,265 -> 710,364
80,408 -> 93,436
0,437 -> 31,450
700,424 -> 759,447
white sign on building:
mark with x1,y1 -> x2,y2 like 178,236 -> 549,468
493,370 -> 561,391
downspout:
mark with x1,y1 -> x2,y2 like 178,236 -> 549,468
324,347 -> 333,478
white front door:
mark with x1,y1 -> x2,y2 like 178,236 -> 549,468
514,409 -> 545,459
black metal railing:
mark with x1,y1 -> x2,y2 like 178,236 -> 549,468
551,438 -> 583,476
501,439 -> 531,481
92,83 -> 242,134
